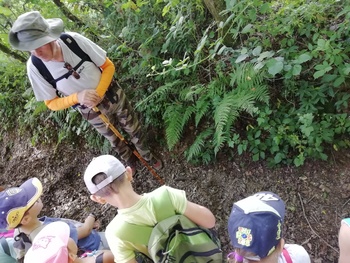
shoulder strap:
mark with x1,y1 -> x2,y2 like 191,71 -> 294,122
282,248 -> 293,263
152,187 -> 176,221
114,187 -> 176,245
31,56 -> 57,89
0,237 -> 10,256
31,32 -> 93,91
60,33 -> 93,68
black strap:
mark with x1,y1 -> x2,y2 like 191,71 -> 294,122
31,33 -> 93,92
0,237 -> 10,256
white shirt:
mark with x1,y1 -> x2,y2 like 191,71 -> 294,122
279,244 -> 311,263
27,32 -> 107,101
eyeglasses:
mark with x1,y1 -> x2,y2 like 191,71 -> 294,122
64,62 -> 80,79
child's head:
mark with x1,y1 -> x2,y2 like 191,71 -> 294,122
84,155 -> 128,199
24,221 -> 78,263
227,191 -> 285,262
0,178 -> 43,229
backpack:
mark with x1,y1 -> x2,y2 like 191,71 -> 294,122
31,33 -> 93,93
116,188 -> 223,263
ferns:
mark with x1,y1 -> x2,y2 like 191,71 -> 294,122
163,63 -> 269,160
185,128 -> 214,162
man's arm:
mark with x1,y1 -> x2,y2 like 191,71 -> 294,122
183,201 -> 216,229
339,222 -> 350,263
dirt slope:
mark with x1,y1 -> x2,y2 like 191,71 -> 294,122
1,132 -> 348,262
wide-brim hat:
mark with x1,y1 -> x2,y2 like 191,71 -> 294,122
0,177 -> 43,229
9,11 -> 63,51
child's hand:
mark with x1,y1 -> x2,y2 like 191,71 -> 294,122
93,219 -> 100,230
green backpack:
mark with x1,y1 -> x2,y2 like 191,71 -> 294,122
116,188 -> 223,263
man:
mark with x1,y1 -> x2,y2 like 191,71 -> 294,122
8,11 -> 162,173
227,191 -> 311,263
83,154 -> 216,263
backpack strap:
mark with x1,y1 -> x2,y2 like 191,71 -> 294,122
31,33 -> 93,93
113,187 -> 175,245
60,33 -> 93,69
0,237 -> 11,256
152,187 -> 176,221
282,248 -> 293,263
31,56 -> 57,90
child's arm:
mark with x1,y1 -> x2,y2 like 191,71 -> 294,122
77,214 -> 96,239
183,201 -> 216,229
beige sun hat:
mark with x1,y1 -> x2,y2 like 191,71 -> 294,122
9,11 -> 64,51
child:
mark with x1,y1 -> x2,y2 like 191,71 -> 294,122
83,154 -> 217,263
0,177 -> 109,262
0,186 -> 16,263
338,218 -> 350,263
227,191 -> 310,263
24,221 -> 114,263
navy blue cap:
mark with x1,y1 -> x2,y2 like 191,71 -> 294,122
228,191 -> 285,258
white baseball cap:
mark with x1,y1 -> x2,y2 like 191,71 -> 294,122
84,155 -> 126,194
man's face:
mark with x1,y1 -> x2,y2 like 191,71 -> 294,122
31,42 -> 53,62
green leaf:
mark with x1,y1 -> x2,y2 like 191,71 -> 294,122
274,153 -> 283,164
343,65 -> 350,75
292,64 -> 302,76
266,59 -> 283,76
235,54 -> 249,63
254,62 -> 265,70
252,46 -> 262,56
241,24 -> 253,33
257,51 -> 275,62
297,53 -> 312,64
333,76 -> 345,87
313,70 -> 325,79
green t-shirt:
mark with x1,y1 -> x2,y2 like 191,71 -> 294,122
105,185 -> 187,263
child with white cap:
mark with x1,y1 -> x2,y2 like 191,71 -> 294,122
227,191 -> 310,263
83,154 -> 217,263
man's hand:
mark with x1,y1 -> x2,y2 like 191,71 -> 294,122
77,89 -> 102,108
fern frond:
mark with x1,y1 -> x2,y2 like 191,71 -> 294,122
181,84 -> 205,102
136,79 -> 183,109
164,104 -> 195,149
182,105 -> 196,127
165,105 -> 184,149
194,96 -> 210,127
214,130 -> 230,155
185,128 -> 214,161
230,63 -> 264,88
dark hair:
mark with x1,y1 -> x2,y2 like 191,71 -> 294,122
92,172 -> 126,197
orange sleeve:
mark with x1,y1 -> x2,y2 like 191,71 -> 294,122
96,57 -> 115,98
44,93 -> 79,111
45,58 -> 114,110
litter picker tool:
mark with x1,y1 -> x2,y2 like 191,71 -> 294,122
93,107 -> 165,185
